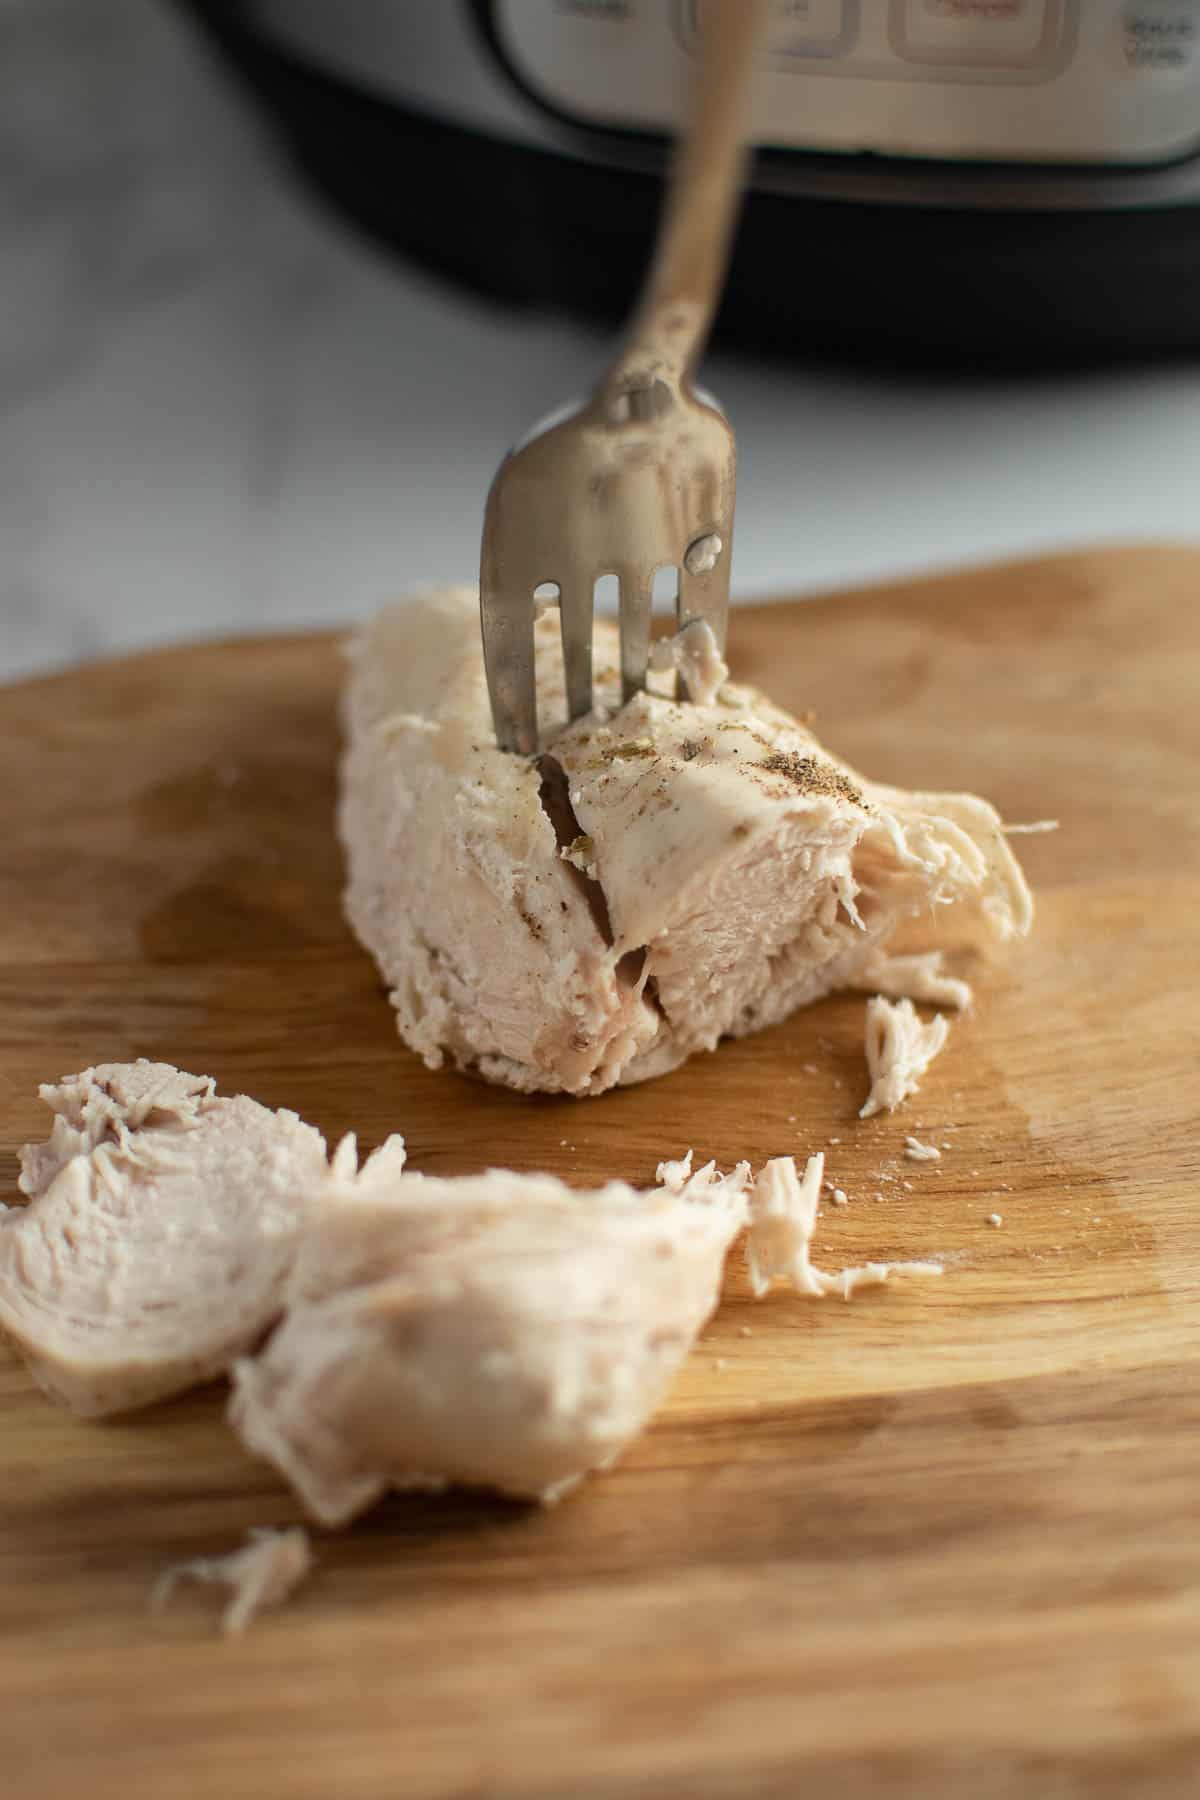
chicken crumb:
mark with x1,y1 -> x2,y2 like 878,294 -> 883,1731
904,1137 -> 941,1162
151,1527 -> 313,1636
739,1326 -> 752,1338
988,1213 -> 1004,1227
832,1189 -> 848,1207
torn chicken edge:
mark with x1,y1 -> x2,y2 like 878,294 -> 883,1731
339,588 -> 1032,1099
2,1063 -> 941,1528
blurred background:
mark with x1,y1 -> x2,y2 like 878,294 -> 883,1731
5,0 -> 1200,683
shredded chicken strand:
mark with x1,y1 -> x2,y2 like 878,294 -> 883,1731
151,1527 -> 313,1636
860,997 -> 951,1119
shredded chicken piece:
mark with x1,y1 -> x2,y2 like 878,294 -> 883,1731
904,1137 -> 942,1162
647,619 -> 730,705
151,1527 -> 313,1636
744,1154 -> 942,1300
817,1259 -> 945,1298
745,1154 -> 826,1297
655,1148 -> 695,1192
860,997 -> 951,1120
230,1154 -> 752,1523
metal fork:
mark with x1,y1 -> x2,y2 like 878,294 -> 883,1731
479,1 -> 767,754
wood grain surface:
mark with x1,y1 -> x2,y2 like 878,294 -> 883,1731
1,546 -> 1198,1800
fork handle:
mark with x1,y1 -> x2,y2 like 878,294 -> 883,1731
600,0 -> 767,409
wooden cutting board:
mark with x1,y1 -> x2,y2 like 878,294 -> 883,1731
2,546 -> 1198,1800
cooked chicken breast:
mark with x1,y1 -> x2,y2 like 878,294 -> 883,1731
230,1150 -> 751,1522
340,588 -> 1031,1096
3,1062 -> 949,1520
0,1062 -> 332,1415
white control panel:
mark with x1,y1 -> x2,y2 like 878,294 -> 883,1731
493,0 -> 1200,164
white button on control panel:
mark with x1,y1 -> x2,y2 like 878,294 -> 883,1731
765,0 -> 854,58
683,2 -> 856,63
893,1 -> 1055,67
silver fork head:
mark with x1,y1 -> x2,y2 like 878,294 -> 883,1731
480,379 -> 735,754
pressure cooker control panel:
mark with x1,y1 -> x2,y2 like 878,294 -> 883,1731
492,0 -> 1200,165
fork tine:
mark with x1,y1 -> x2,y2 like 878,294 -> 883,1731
480,579 -> 538,755
559,582 -> 593,723
619,568 -> 654,706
